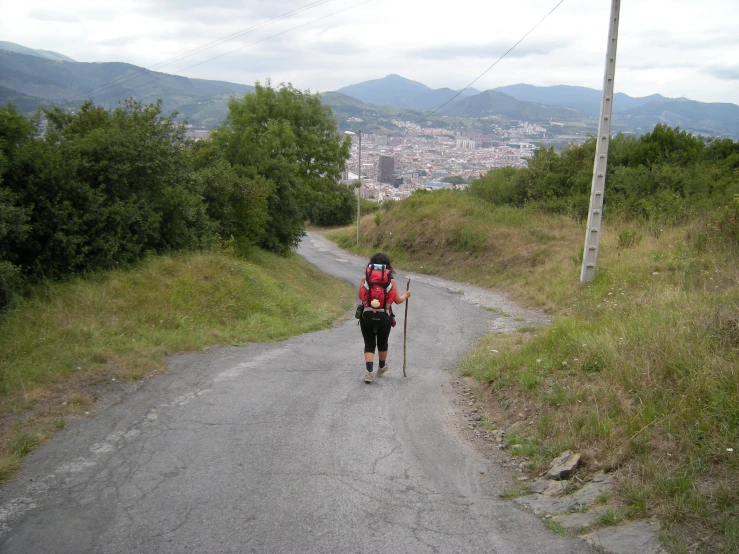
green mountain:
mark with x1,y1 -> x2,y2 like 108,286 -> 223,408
0,49 -> 253,128
337,74 -> 479,111
442,90 -> 595,123
0,41 -> 76,62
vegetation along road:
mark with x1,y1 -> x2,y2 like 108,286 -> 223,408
0,232 -> 591,553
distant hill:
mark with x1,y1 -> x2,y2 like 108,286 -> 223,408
319,91 -> 424,134
442,90 -> 595,122
0,85 -> 60,113
617,97 -> 739,138
0,49 -> 253,128
494,84 -> 665,116
337,74 -> 479,111
494,83 -> 739,138
0,41 -> 76,63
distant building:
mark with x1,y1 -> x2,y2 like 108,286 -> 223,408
378,155 -> 395,184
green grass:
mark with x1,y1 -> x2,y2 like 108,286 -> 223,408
544,519 -> 567,536
325,189 -> 739,552
0,246 -> 353,483
598,509 -> 620,526
501,482 -> 532,499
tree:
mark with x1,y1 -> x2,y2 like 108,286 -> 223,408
0,105 -> 35,306
191,141 -> 270,245
213,82 -> 350,253
442,176 -> 466,185
1,100 -> 214,281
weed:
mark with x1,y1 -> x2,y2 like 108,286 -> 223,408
501,483 -> 532,499
598,509 -> 620,526
544,519 -> 567,535
0,454 -> 22,485
725,516 -> 739,553
10,431 -> 41,456
618,230 -> 643,249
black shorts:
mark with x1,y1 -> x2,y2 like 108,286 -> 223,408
359,318 -> 391,353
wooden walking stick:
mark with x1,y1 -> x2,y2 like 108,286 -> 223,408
403,279 -> 410,377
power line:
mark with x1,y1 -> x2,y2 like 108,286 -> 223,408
74,0 -> 337,101
147,0 -> 335,72
92,0 -> 375,105
414,0 -> 566,125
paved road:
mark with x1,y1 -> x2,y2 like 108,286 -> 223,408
0,233 -> 591,553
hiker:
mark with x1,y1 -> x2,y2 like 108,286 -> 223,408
358,253 -> 411,383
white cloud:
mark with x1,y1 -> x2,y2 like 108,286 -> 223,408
1,0 -> 737,104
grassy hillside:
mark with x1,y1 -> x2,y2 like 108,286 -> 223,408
0,247 -> 353,483
326,190 -> 739,552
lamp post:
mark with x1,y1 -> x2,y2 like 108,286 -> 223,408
345,129 -> 361,245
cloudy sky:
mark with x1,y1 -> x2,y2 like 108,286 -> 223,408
1,0 -> 738,104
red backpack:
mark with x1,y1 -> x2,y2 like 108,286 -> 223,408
359,263 -> 396,325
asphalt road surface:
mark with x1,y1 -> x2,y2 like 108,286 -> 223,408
0,233 -> 592,553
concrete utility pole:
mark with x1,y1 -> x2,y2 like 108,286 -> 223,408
357,129 -> 361,245
580,0 -> 621,283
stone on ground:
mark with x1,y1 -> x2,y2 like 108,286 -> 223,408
582,520 -> 665,554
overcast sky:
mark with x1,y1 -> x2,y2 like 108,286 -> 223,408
1,0 -> 738,105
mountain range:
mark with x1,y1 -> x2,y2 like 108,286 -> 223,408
339,76 -> 739,138
0,46 -> 253,128
1,42 -> 738,138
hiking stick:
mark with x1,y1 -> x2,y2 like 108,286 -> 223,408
403,279 -> 410,377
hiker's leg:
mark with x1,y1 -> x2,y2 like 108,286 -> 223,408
360,320 -> 377,364
376,323 -> 391,363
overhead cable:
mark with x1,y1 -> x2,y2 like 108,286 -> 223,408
414,0 -> 566,125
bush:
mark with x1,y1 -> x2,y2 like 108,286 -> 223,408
0,100 -> 217,302
0,261 -> 22,308
469,127 -> 737,225
710,194 -> 739,248
618,230 -> 642,249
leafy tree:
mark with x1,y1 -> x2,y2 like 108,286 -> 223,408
1,100 -> 214,285
0,105 -> 35,305
213,82 -> 350,253
306,182 -> 356,227
469,166 -> 527,206
191,141 -> 270,245
442,175 -> 466,185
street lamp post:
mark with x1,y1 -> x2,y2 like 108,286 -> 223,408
344,129 -> 361,245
